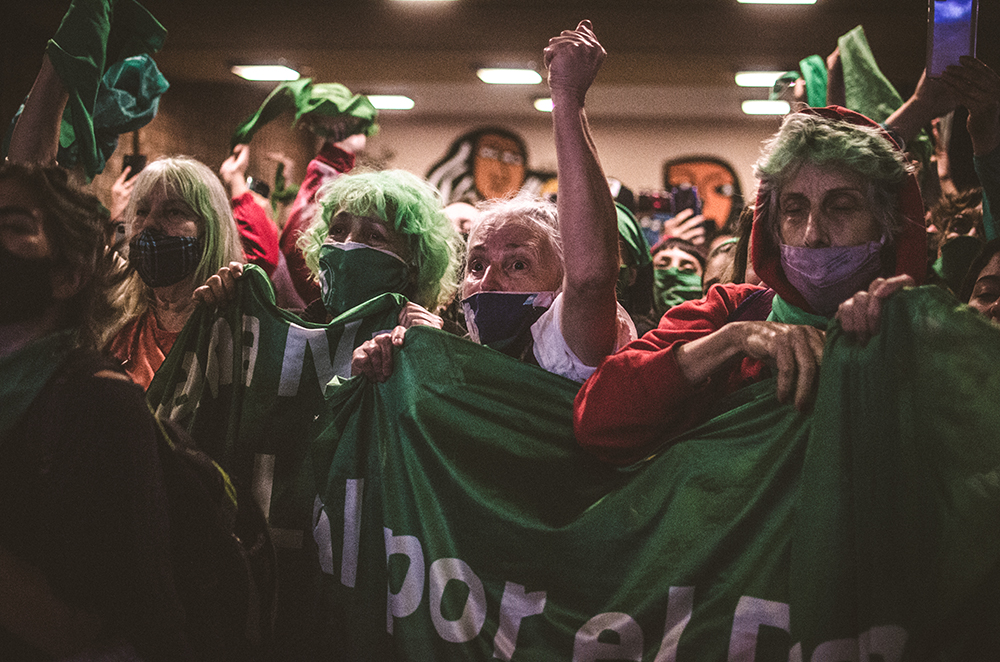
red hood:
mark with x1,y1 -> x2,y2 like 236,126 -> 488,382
750,106 -> 927,314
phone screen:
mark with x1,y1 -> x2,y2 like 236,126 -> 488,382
927,0 -> 978,77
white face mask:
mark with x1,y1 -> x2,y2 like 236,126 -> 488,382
779,238 -> 885,316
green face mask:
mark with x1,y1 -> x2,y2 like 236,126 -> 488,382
653,267 -> 703,316
318,242 -> 411,318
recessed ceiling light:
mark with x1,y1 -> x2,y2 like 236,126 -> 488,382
735,71 -> 787,88
533,98 -> 554,113
231,65 -> 300,81
738,0 -> 817,4
476,68 -> 543,85
742,100 -> 790,115
367,95 -> 415,110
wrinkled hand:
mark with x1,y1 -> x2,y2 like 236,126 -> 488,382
110,167 -> 135,222
941,57 -> 1000,154
661,209 -> 707,246
398,302 -> 444,329
193,262 -> 245,306
732,320 -> 826,411
351,326 -> 406,383
219,145 -> 250,195
543,20 -> 605,105
835,274 -> 914,345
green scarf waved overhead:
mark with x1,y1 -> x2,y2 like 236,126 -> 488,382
150,280 -> 1000,659
231,79 -> 378,148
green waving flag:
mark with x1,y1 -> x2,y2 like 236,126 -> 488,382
152,277 -> 1000,660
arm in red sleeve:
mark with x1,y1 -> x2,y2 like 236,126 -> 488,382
279,143 -> 356,302
231,192 -> 280,276
574,283 -> 764,465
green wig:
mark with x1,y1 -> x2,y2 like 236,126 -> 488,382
300,169 -> 462,310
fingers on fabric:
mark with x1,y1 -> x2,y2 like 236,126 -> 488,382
836,275 -> 913,344
397,302 -> 444,330
193,262 -> 244,306
741,322 -> 824,411
351,329 -> 404,382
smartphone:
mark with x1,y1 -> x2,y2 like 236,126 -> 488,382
670,185 -> 702,217
122,154 -> 147,180
927,0 -> 978,77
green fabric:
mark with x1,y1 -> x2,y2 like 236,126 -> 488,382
798,55 -> 828,109
617,203 -> 651,267
0,330 -> 76,437
231,79 -> 378,148
43,0 -> 167,180
932,235 -> 984,294
770,70 -> 802,101
57,54 -> 168,174
767,293 -> 830,329
652,267 -> 703,316
838,25 -> 933,177
149,282 -> 1000,659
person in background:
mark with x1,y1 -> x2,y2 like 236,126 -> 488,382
959,237 -> 1000,326
615,202 -> 654,334
218,144 -> 281,278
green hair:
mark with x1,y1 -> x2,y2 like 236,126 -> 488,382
300,169 -> 461,310
754,112 -> 912,244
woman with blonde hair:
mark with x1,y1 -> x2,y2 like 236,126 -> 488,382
106,156 -> 243,388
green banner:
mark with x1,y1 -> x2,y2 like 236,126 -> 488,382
152,278 -> 1000,660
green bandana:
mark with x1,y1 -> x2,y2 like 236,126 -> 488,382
319,243 -> 411,319
653,267 -> 703,317
231,78 -> 378,148
767,293 -> 830,329
617,204 -> 651,268
0,330 -> 76,438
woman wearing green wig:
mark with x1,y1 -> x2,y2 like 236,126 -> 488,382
196,168 -> 462,330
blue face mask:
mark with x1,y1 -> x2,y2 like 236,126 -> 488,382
128,229 -> 203,288
461,291 -> 556,354
318,242 -> 411,318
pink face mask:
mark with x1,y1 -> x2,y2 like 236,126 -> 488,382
779,238 -> 885,316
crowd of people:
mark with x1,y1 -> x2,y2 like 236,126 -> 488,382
3,0 -> 1000,658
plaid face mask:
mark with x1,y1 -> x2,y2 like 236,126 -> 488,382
128,229 -> 203,288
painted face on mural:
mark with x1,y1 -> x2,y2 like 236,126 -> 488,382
473,133 -> 526,200
666,161 -> 738,230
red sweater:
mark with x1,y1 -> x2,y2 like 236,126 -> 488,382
279,143 -> 356,303
574,283 -> 772,466
231,191 -> 279,276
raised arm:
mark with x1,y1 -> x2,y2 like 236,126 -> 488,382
544,20 -> 620,366
6,55 -> 68,166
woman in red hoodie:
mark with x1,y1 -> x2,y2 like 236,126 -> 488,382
574,107 -> 928,466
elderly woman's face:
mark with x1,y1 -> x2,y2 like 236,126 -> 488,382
778,162 -> 881,248
462,220 -> 562,299
324,209 -> 411,262
968,252 -> 1000,326
131,186 -> 200,240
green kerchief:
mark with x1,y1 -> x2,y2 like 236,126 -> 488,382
57,53 -> 169,174
770,70 -> 802,101
653,267 -> 703,317
231,79 -> 378,148
798,55 -> 828,109
767,293 -> 830,329
43,0 -> 167,181
0,330 -> 75,438
617,203 -> 651,268
837,24 -> 933,183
